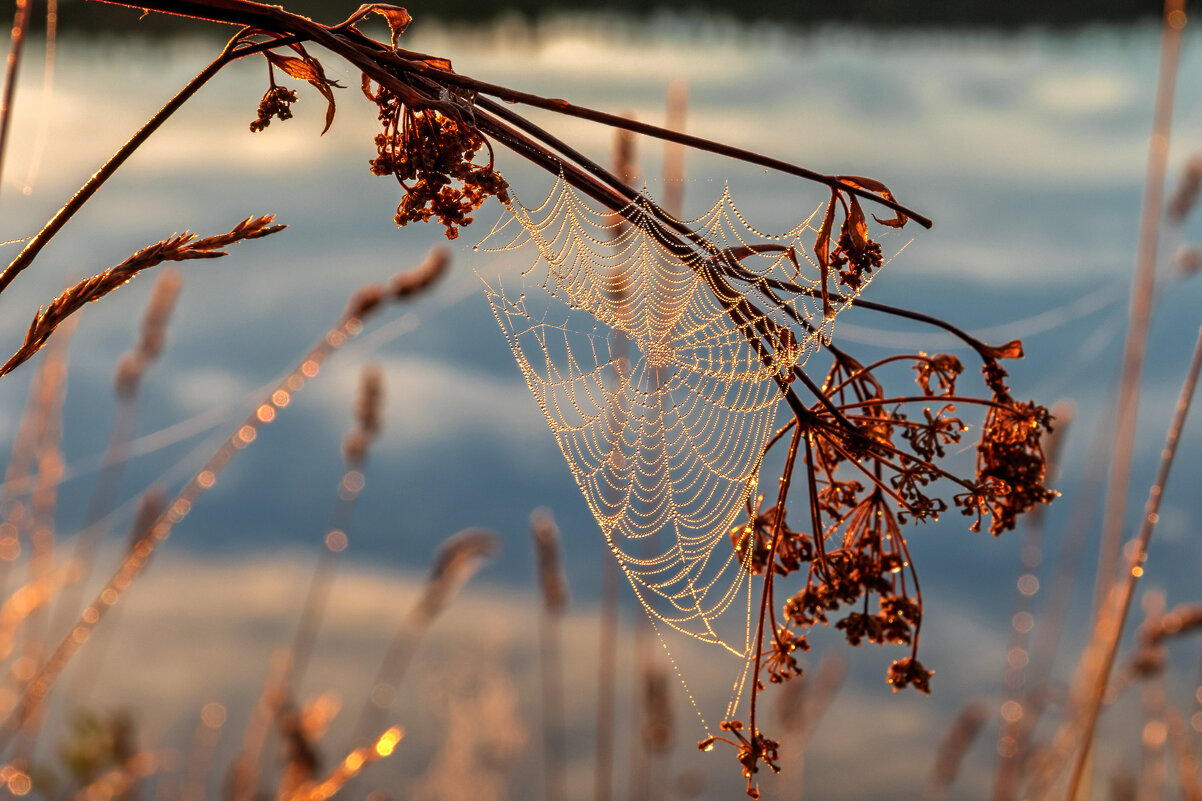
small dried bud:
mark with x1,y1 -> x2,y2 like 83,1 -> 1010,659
530,508 -> 568,613
1174,244 -> 1202,277
1168,153 -> 1202,222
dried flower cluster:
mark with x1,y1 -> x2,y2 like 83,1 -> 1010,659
0,1 -> 1062,796
364,78 -> 509,239
705,193 -> 1055,795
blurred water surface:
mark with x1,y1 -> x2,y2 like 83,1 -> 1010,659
1,12 -> 1202,799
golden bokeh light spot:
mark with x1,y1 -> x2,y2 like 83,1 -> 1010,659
1168,9 -> 1187,29
1000,700 -> 1023,723
71,626 -> 90,645
1012,611 -> 1034,633
1142,720 -> 1167,748
325,530 -> 348,553
82,607 -> 100,624
7,771 -> 31,796
1017,574 -> 1039,596
100,588 -> 119,606
1131,566 -> 1144,578
197,470 -> 216,489
256,404 -> 276,423
374,726 -> 403,757
302,360 -> 320,378
238,425 -> 257,444
326,330 -> 347,347
272,389 -> 291,407
1191,711 -> 1202,733
201,702 -> 227,728
344,752 -> 365,773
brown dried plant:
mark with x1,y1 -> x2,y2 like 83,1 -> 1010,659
1,216 -> 285,378
0,1 -> 1062,796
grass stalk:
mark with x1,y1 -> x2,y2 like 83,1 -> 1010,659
350,527 -> 498,748
49,270 -> 181,663
1064,319 -> 1202,800
1093,0 -> 1187,610
0,258 -> 440,757
532,508 -> 568,801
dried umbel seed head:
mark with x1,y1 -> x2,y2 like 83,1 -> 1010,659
250,85 -> 298,132
365,78 -> 510,239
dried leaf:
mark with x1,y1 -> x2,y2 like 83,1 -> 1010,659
982,339 -> 1024,360
813,189 -> 838,320
847,196 -> 869,254
265,52 -> 342,135
837,174 -> 908,228
361,3 -> 412,47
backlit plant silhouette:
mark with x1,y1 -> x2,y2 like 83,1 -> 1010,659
0,1 -> 1057,797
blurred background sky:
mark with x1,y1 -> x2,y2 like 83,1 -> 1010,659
1,4 -> 1201,799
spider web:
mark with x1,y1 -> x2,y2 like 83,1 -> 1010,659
480,176 -> 870,655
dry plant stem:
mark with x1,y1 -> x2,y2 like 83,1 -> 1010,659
230,650 -> 289,801
51,270 -> 180,677
13,321 -> 73,756
2,215 -> 284,377
0,0 -> 33,195
0,39 -> 231,299
748,424 -> 803,742
0,275 -> 410,756
1064,320 -> 1202,801
350,527 -> 497,748
180,702 -> 225,798
531,511 -> 568,801
925,700 -> 988,801
94,0 -> 930,228
594,553 -> 618,801
0,30 -> 296,300
282,726 -> 402,801
1094,0 -> 1187,611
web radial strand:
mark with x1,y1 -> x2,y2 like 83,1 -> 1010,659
480,177 -> 873,653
